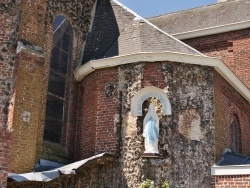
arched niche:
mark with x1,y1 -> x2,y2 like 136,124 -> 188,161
131,86 -> 172,116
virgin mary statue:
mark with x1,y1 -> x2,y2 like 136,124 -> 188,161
143,103 -> 159,154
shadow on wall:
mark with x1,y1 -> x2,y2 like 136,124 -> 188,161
82,0 -> 119,64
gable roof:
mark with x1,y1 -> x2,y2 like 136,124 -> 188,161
81,0 -> 202,65
148,0 -> 250,38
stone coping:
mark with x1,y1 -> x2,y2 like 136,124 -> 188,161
211,164 -> 250,176
74,51 -> 250,103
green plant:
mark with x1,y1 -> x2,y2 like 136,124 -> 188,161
139,179 -> 170,188
161,180 -> 170,188
140,179 -> 153,188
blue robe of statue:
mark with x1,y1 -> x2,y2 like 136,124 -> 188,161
147,117 -> 159,143
143,104 -> 159,154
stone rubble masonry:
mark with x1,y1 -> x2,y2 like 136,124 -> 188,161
0,1 -> 21,187
0,127 -> 11,188
0,1 -> 20,129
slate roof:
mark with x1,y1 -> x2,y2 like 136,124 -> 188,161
81,0 -> 202,65
148,0 -> 250,35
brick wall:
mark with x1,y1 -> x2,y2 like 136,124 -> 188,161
95,68 -> 119,154
184,29 -> 250,90
5,0 -> 95,173
79,67 -> 119,159
142,62 -> 166,89
214,175 -> 250,188
213,70 -> 250,161
79,72 -> 98,158
9,51 -> 46,173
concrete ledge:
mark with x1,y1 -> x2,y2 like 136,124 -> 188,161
17,41 -> 44,57
211,165 -> 250,176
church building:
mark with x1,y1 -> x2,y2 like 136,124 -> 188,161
1,0 -> 250,187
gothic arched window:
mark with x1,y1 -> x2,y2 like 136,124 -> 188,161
230,114 -> 241,153
44,16 -> 73,144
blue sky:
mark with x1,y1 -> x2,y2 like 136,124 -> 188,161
118,0 -> 217,18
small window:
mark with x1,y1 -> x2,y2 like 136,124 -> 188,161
44,16 -> 73,144
230,114 -> 241,153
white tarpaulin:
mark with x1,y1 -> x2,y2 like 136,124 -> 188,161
8,153 -> 106,182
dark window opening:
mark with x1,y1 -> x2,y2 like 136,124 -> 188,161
230,114 -> 242,153
44,16 -> 73,144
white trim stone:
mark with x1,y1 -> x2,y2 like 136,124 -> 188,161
211,165 -> 250,175
74,51 -> 250,103
130,86 -> 172,116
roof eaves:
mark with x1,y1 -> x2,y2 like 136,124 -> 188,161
173,20 -> 250,40
74,51 -> 250,104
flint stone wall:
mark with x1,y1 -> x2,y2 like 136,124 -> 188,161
116,62 -> 214,187
0,0 -> 20,127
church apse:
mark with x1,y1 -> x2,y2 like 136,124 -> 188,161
115,62 -> 215,187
